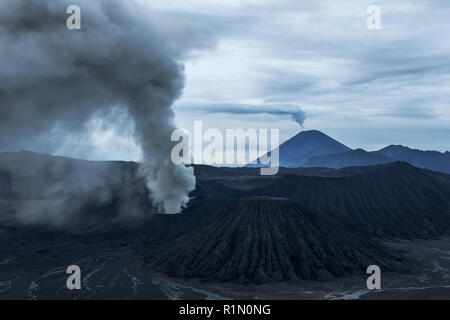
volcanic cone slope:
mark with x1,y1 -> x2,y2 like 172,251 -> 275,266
151,197 -> 409,284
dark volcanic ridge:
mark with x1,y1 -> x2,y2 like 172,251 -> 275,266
148,197 -> 409,284
1,152 -> 450,243
306,148 -> 393,168
250,162 -> 450,239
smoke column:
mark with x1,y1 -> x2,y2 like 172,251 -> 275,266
289,111 -> 307,127
0,0 -> 211,213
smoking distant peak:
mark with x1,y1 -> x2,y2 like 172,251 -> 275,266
0,0 -> 214,213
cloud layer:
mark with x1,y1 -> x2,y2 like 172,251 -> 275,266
167,0 -> 450,151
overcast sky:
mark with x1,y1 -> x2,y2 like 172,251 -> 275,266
6,0 -> 447,161
159,0 -> 450,154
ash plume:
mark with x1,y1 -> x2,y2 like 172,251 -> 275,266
289,111 -> 307,127
0,0 -> 213,214
194,103 -> 307,127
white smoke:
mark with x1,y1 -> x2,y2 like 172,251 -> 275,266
0,0 -> 213,213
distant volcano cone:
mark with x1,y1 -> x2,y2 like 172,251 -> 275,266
150,197 -> 408,284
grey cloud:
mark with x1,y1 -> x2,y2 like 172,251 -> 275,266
188,1 -> 449,128
169,0 -> 450,151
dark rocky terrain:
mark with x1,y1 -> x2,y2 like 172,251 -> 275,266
248,162 -> 450,239
1,151 -> 450,299
1,152 -> 450,241
148,197 -> 409,284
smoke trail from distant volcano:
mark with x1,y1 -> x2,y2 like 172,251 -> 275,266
0,0 -> 213,213
195,103 -> 307,127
